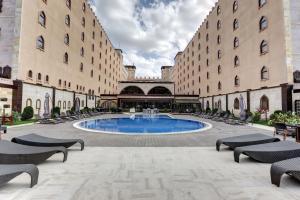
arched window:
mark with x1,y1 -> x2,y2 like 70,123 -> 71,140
81,32 -> 85,41
66,0 -> 71,9
261,66 -> 269,80
64,34 -> 69,45
217,35 -> 221,44
260,95 -> 269,110
217,6 -> 221,15
217,20 -> 221,30
80,47 -> 84,57
64,52 -> 68,64
82,17 -> 85,27
259,16 -> 268,31
218,100 -> 222,109
63,101 -> 66,109
36,36 -> 45,50
38,11 -> 46,27
67,101 -> 71,109
217,50 -> 222,59
234,76 -> 240,86
36,99 -> 41,110
233,19 -> 239,30
93,19 -> 96,27
206,21 -> 209,29
206,33 -> 209,41
65,15 -> 70,26
45,75 -> 49,83
90,70 -> 93,77
26,98 -> 32,107
234,98 -> 239,109
234,37 -> 239,48
218,65 -> 222,74
234,56 -> 240,67
81,100 -> 85,107
2,66 -> 11,79
207,85 -> 210,93
58,101 -> 61,108
218,81 -> 222,90
206,46 -> 209,54
82,2 -> 86,12
80,63 -> 83,72
28,70 -> 33,78
259,0 -> 267,8
37,73 -> 42,81
233,1 -> 238,13
260,40 -> 269,54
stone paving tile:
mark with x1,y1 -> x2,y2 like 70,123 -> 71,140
0,147 -> 299,200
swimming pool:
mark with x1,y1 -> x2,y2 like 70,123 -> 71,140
74,115 -> 211,135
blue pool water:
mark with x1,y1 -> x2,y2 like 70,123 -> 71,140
77,115 -> 207,135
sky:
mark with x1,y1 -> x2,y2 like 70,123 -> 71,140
89,0 -> 217,77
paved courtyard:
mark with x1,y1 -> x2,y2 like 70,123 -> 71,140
1,114 -> 299,200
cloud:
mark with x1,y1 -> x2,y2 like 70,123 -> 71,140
92,0 -> 217,77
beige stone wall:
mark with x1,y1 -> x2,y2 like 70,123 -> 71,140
173,0 -> 290,97
17,0 -> 124,97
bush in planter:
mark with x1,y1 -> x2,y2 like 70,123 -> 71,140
21,106 -> 34,121
252,112 -> 261,122
51,107 -> 60,118
212,108 -> 218,114
205,107 -> 211,113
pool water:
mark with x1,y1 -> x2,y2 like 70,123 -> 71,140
76,115 -> 207,135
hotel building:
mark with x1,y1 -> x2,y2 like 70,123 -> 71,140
172,0 -> 300,115
0,0 -> 126,115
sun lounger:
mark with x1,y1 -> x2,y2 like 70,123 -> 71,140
234,141 -> 300,163
0,164 -> 38,188
270,157 -> 300,187
216,133 -> 280,151
0,140 -> 67,164
12,134 -> 84,151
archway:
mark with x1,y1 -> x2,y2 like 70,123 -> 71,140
120,86 -> 145,95
147,86 -> 172,96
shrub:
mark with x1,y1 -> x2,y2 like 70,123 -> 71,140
268,112 -> 300,126
212,108 -> 218,114
205,107 -> 211,113
51,107 -> 60,118
21,106 -> 34,121
252,112 -> 261,122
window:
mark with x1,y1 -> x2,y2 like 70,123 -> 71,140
45,75 -> 49,83
217,6 -> 221,15
233,19 -> 239,30
82,2 -> 86,12
259,0 -> 267,8
28,70 -> 33,78
234,56 -> 240,67
234,37 -> 239,48
217,20 -> 221,30
207,86 -> 210,93
233,1 -> 238,13
58,101 -> 61,108
234,98 -> 239,109
66,0 -> 71,9
206,46 -> 209,54
260,95 -> 269,110
64,52 -> 68,64
93,19 -> 96,27
206,21 -> 209,29
63,101 -> 66,109
82,17 -> 85,27
218,65 -> 221,74
80,47 -> 84,57
234,76 -> 240,86
36,36 -> 45,50
206,34 -> 209,41
259,16 -> 268,31
217,50 -> 222,59
261,66 -> 269,80
67,101 -> 71,109
65,15 -> 70,26
26,98 -> 32,107
0,0 -> 3,13
260,40 -> 269,54
64,34 -> 69,45
90,70 -> 93,77
207,72 -> 210,79
38,11 -> 46,27
37,73 -> 42,81
217,35 -> 221,44
218,81 -> 222,90
81,32 -> 85,41
80,63 -> 83,72
36,99 -> 41,110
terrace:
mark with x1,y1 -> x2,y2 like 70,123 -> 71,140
1,114 -> 299,200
